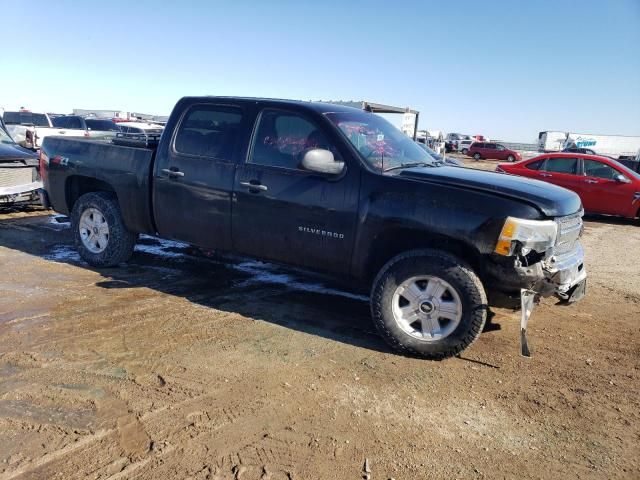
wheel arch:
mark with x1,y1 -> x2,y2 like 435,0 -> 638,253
364,227 -> 483,286
65,175 -> 116,213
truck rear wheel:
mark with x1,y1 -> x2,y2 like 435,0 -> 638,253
71,192 -> 136,267
371,249 -> 487,359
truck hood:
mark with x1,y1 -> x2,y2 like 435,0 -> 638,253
397,166 -> 582,217
0,142 -> 38,165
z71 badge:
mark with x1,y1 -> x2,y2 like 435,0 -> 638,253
298,226 -> 344,239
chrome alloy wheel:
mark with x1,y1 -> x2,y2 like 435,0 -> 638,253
391,275 -> 462,341
79,208 -> 110,254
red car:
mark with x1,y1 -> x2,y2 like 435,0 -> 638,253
497,153 -> 640,219
466,142 -> 521,162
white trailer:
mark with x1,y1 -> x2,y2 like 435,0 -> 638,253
563,133 -> 640,159
537,131 -> 567,152
538,130 -> 640,159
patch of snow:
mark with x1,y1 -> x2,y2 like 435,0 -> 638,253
135,234 -> 190,258
43,244 -> 81,262
233,261 -> 368,302
45,214 -> 70,230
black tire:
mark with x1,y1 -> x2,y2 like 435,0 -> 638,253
461,148 -> 469,155
473,153 -> 481,161
71,192 -> 137,267
371,249 -> 487,360
507,155 -> 515,162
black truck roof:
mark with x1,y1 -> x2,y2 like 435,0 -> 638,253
177,96 -> 365,115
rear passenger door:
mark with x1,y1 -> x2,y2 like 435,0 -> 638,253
232,107 -> 360,274
153,103 -> 247,250
537,157 -> 585,195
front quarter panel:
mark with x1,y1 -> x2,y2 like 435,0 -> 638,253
351,171 -> 542,280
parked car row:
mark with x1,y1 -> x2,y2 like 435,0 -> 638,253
1,111 -> 164,150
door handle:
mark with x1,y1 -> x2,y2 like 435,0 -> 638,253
584,179 -> 598,184
539,173 -> 553,177
240,181 -> 268,192
161,168 -> 185,178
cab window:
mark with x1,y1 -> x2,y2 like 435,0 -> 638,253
544,157 -> 578,174
526,159 -> 544,170
174,105 -> 243,159
249,109 -> 341,170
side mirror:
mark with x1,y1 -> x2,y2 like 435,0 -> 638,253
301,148 -> 345,175
614,173 -> 630,183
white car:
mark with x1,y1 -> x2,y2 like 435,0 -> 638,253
51,116 -> 120,140
2,111 -> 58,150
457,140 -> 474,155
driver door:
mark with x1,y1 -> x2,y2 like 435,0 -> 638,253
581,159 -> 635,216
232,108 -> 360,274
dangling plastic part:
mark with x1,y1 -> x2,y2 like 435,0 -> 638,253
520,289 -> 537,357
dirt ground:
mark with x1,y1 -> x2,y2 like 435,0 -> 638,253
0,163 -> 639,479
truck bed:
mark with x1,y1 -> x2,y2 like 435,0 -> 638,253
43,137 -> 157,234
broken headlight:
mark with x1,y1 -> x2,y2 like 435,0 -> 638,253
494,217 -> 557,256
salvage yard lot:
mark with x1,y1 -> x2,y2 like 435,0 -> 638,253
1,189 -> 639,478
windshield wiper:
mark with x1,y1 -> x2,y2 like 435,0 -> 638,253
383,162 -> 433,172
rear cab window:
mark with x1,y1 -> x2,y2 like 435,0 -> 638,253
53,116 -> 84,129
3,112 -> 49,127
174,104 -> 243,160
85,119 -> 119,131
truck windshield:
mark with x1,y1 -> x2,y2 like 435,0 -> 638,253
3,112 -> 50,127
325,111 -> 437,171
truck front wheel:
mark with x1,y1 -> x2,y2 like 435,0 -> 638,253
371,249 -> 487,359
71,192 -> 137,267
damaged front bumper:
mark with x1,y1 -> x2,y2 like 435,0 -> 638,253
486,241 -> 587,303
536,242 -> 587,302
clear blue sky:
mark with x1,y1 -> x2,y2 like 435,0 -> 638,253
2,0 -> 639,142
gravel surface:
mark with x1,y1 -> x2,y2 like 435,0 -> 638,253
0,171 -> 638,479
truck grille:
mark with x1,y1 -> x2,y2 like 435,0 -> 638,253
555,212 -> 583,256
0,167 -> 34,188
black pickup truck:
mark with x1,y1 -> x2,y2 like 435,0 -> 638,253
40,97 -> 587,359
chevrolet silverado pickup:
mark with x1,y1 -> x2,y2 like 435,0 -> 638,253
40,97 -> 587,359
